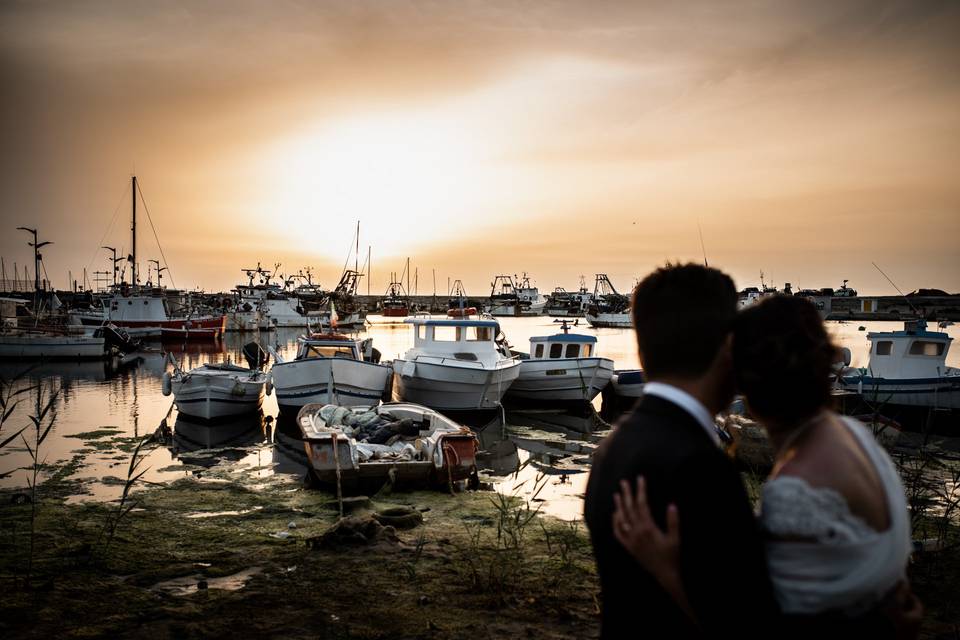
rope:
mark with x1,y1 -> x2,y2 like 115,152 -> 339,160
134,180 -> 177,290
84,180 -> 129,274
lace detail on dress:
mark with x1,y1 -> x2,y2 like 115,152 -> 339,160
759,475 -> 878,544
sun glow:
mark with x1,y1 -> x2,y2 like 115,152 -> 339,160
262,110 -> 503,259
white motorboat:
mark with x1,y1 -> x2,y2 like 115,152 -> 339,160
0,297 -> 110,360
268,332 -> 392,412
839,318 -> 959,410
609,369 -> 645,398
0,331 -> 107,360
162,343 -> 270,421
391,318 -> 521,410
506,323 -> 614,403
515,273 -> 547,316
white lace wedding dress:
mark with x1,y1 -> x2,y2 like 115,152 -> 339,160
758,416 -> 913,615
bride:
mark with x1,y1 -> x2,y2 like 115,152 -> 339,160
612,296 -> 922,637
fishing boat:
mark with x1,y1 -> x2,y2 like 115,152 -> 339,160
297,402 -> 479,490
71,177 -> 226,338
486,275 -> 521,316
447,279 -> 476,317
839,318 -> 959,410
515,273 -> 547,316
506,321 -> 614,403
162,343 -> 270,421
546,278 -> 594,317
584,274 -> 631,328
366,277 -> 410,325
0,298 -> 141,360
268,332 -> 392,412
391,318 -> 521,410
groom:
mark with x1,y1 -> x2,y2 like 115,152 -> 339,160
584,263 -> 779,638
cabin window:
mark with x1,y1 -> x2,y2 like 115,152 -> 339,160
417,325 -> 427,340
582,344 -> 592,357
307,345 -> 356,359
565,344 -> 580,358
549,344 -> 563,358
875,341 -> 893,356
433,326 -> 458,342
909,341 -> 944,357
534,344 -> 544,358
465,326 -> 492,341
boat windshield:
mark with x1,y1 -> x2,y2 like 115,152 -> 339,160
303,344 -> 357,359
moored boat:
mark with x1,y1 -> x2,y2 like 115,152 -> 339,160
506,322 -> 614,403
839,318 -> 959,410
391,318 -> 521,410
162,343 -> 270,421
297,402 -> 479,490
268,332 -> 392,412
584,274 -> 631,328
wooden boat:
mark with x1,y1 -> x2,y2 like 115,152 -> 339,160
297,402 -> 479,489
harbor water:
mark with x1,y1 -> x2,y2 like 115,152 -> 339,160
1,318 -> 957,520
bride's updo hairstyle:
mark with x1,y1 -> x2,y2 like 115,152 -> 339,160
733,295 -> 838,427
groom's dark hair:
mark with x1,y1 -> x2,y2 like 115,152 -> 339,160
631,263 -> 737,379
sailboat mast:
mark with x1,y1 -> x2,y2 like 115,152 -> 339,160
355,221 -> 359,276
131,175 -> 137,288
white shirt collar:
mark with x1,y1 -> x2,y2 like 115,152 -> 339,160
642,382 -> 721,446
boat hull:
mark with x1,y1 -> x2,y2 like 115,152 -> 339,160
392,358 -> 521,410
507,357 -> 614,402
271,358 -> 392,411
840,375 -> 960,410
299,403 -> 479,490
0,335 -> 107,360
610,369 -> 645,398
171,373 -> 266,421
71,313 -> 226,338
584,312 -> 632,328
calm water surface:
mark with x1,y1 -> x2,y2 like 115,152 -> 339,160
1,318 -> 956,520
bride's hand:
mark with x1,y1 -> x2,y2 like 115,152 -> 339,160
613,476 -> 682,585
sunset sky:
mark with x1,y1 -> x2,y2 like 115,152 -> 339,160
1,0 -> 958,296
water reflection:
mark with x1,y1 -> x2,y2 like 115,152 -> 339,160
170,412 -> 268,466
0,318 -> 955,517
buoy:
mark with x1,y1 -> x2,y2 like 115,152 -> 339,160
265,376 -> 273,396
161,372 -> 172,396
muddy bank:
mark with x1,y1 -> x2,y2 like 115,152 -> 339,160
0,468 -> 600,639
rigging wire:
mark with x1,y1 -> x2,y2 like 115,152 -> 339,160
134,180 -> 177,290
84,180 -> 130,274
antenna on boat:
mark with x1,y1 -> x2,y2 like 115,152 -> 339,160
872,262 -> 919,315
697,221 -> 708,267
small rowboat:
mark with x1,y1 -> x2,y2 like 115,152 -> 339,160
297,402 -> 479,491
446,307 -> 478,318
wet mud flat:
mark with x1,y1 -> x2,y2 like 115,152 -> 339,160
0,466 -> 601,639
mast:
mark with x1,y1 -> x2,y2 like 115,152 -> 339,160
131,175 -> 137,288
367,246 -> 371,296
355,221 -> 359,276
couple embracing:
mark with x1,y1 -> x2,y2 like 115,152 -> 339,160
584,264 -> 921,639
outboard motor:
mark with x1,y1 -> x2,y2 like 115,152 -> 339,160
242,342 -> 269,370
97,323 -> 141,355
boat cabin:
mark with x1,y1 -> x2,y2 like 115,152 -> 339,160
405,318 -> 503,360
102,294 -> 170,322
528,334 -> 597,360
296,335 -> 362,361
866,319 -> 953,379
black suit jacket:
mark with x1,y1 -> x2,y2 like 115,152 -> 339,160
584,394 -> 780,638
